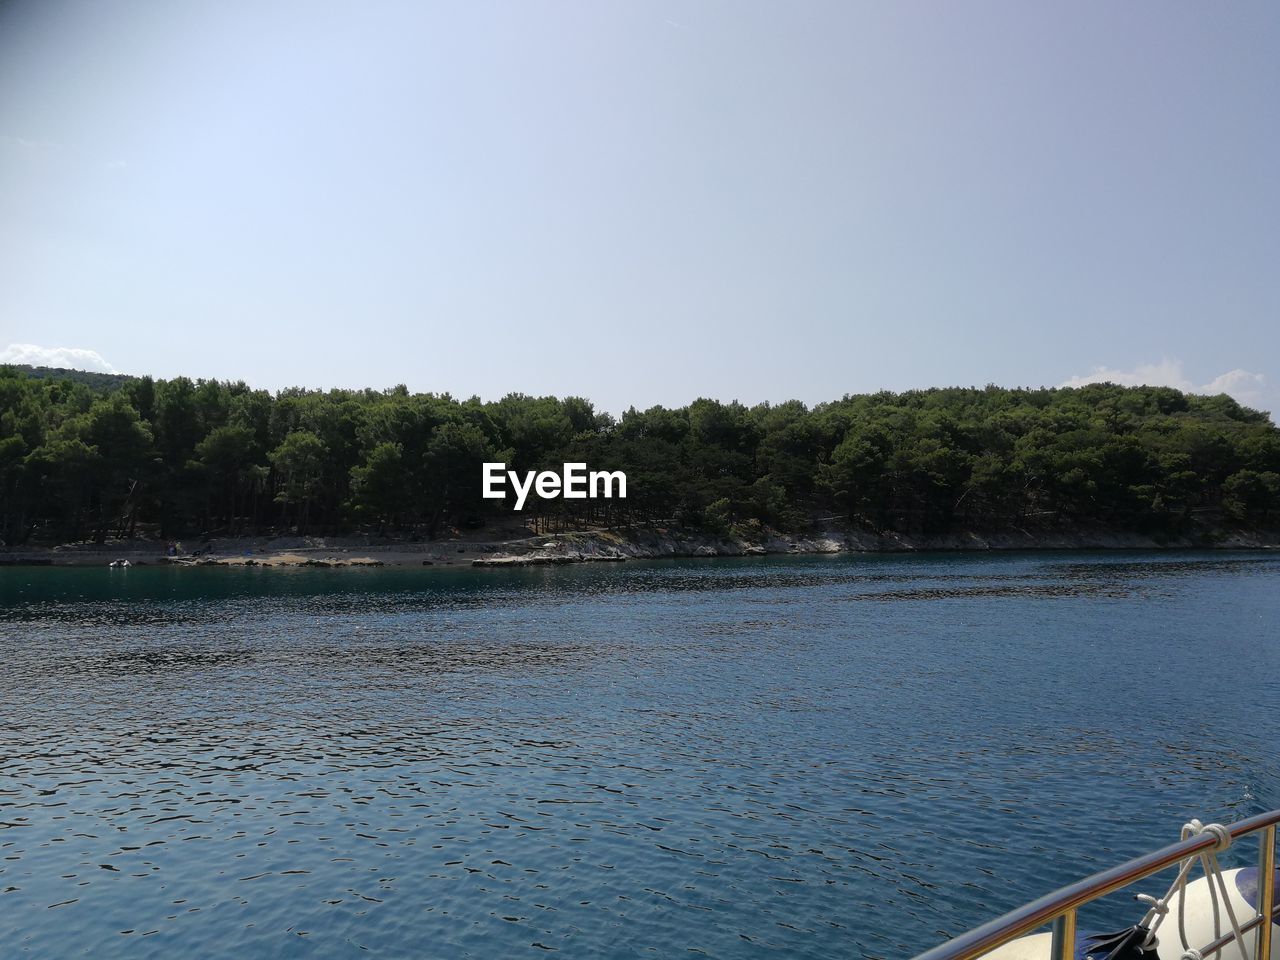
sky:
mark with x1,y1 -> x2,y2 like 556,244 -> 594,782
1,1 -> 1277,416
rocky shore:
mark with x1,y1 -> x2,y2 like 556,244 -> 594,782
470,524 -> 1278,565
1,522 -> 1275,569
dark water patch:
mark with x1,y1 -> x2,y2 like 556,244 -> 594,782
848,582 -> 1143,601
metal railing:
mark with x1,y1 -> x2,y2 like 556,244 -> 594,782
912,809 -> 1280,960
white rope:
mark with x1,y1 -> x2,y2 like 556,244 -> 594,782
1126,819 -> 1251,960
1135,854 -> 1198,949
1168,820 -> 1251,960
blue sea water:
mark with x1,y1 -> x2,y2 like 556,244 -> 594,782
1,552 -> 1278,959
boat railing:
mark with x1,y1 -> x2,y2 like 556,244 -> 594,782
911,809 -> 1280,960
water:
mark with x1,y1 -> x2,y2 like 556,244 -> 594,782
1,552 -> 1278,958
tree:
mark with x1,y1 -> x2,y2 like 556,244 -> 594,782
79,395 -> 154,542
269,431 -> 328,532
1222,470 -> 1279,524
195,424 -> 262,533
821,425 -> 891,527
3,365 -> 1279,544
26,437 -> 100,541
350,442 -> 409,530
422,422 -> 498,535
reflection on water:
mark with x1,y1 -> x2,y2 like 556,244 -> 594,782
1,552 -> 1278,958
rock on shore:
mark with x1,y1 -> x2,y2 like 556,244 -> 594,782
2,523 -> 1276,568
467,523 -> 1278,567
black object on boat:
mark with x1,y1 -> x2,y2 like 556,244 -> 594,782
1080,925 -> 1159,960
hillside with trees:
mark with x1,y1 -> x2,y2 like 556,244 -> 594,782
8,364 -> 134,392
0,364 -> 1277,547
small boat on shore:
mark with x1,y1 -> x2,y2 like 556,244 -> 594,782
915,812 -> 1280,960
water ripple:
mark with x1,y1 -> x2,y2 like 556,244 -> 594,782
1,552 -> 1277,958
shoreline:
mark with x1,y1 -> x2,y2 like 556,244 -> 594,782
2,524 -> 1276,569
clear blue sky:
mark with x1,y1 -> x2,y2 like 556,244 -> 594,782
2,1 -> 1277,415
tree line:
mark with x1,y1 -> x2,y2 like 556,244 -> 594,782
0,364 -> 1277,546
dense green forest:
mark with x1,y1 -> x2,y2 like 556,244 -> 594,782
0,364 -> 1277,546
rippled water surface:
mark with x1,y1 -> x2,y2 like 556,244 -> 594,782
2,552 -> 1278,958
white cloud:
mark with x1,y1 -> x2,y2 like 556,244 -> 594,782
1201,368 -> 1265,396
1061,358 -> 1195,392
0,343 -> 119,374
1061,358 -> 1272,413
